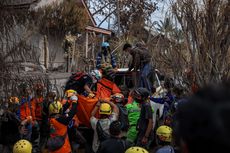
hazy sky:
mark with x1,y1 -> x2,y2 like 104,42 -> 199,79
153,0 -> 171,21
94,0 -> 171,29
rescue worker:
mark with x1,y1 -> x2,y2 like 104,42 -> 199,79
40,90 -> 58,151
31,83 -> 44,152
95,67 -> 121,99
125,90 -> 141,143
17,82 -> 34,141
111,93 -> 129,133
61,89 -> 78,130
100,62 -> 117,81
133,88 -> 154,149
62,89 -> 78,113
125,146 -> 149,153
96,42 -> 117,69
43,90 -> 58,117
61,89 -> 80,153
47,99 -> 77,153
13,139 -> 32,153
123,42 -> 153,92
65,70 -> 102,98
154,126 -> 174,153
31,83 -> 44,125
90,99 -> 119,152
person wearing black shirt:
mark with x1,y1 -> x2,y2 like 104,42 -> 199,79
97,121 -> 132,153
133,88 -> 154,149
123,43 -> 153,92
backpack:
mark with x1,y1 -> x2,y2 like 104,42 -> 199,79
46,114 -> 68,152
46,131 -> 67,152
65,72 -> 86,91
117,104 -> 129,131
96,120 -> 110,142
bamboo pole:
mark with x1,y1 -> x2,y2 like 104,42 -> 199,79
44,35 -> 49,70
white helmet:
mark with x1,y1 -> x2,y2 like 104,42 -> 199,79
91,70 -> 102,82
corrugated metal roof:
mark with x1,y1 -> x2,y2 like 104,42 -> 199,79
1,0 -> 38,5
31,0 -> 63,10
30,0 -> 96,26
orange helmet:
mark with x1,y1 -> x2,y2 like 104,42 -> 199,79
111,93 -> 124,103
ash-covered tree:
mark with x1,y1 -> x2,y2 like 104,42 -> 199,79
151,0 -> 229,92
88,0 -> 158,37
172,0 -> 230,86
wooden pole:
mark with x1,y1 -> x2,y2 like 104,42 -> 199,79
117,0 -> 121,38
92,42 -> 95,68
44,35 -> 49,70
71,36 -> 76,72
66,54 -> 69,72
86,30 -> 89,58
102,35 -> 105,42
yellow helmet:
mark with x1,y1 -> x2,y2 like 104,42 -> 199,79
13,139 -> 32,153
125,147 -> 149,153
65,89 -> 77,98
49,101 -> 63,115
156,125 -> 173,142
99,103 -> 112,115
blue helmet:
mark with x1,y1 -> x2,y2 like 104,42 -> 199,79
102,42 -> 110,48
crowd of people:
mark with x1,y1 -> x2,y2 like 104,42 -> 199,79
1,42 -> 230,153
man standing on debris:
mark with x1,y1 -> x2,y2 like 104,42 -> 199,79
96,42 -> 117,69
123,42 -> 153,92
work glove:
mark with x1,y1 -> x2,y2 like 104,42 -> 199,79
88,93 -> 95,98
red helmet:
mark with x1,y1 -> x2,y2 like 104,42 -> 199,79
111,93 -> 124,103
34,83 -> 44,91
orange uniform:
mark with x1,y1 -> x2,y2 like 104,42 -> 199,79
62,96 -> 79,127
96,78 -> 121,99
49,118 -> 71,153
19,97 -> 32,121
31,97 -> 44,121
